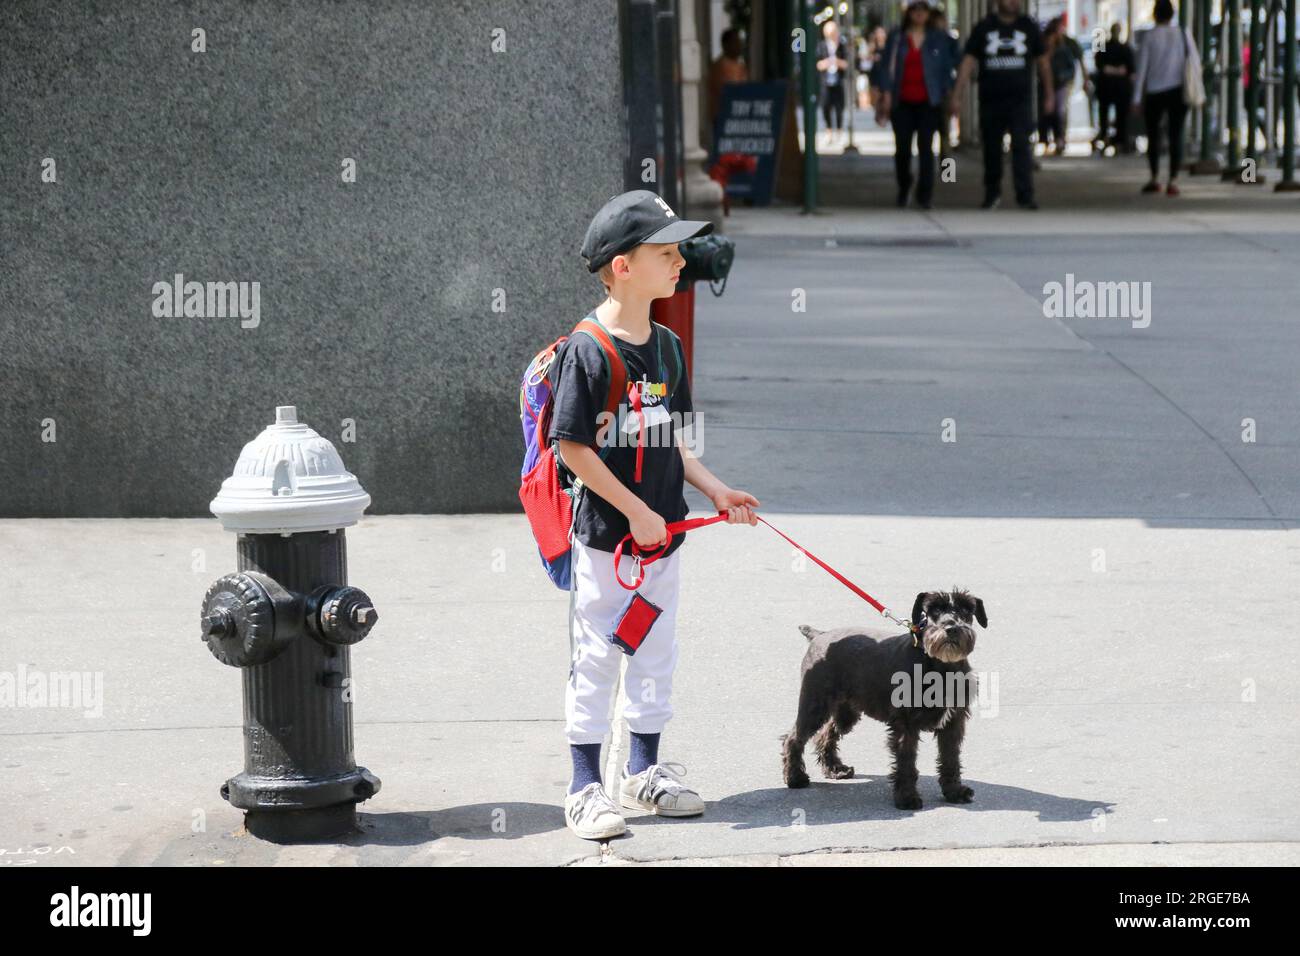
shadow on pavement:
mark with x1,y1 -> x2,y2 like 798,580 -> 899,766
620,777 -> 1115,831
349,803 -> 564,845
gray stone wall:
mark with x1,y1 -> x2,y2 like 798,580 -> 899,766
1,1 -> 624,515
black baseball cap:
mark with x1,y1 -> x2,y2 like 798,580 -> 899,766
581,190 -> 714,273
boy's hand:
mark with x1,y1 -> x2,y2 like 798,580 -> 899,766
629,507 -> 669,551
712,487 -> 760,526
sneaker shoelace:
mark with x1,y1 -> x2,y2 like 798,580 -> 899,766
573,782 -> 618,824
641,762 -> 690,803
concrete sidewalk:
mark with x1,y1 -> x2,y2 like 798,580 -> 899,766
1,511 -> 1296,866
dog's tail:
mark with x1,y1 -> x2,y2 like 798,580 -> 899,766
798,624 -> 822,641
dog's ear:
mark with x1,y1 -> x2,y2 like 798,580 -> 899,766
911,592 -> 931,627
973,597 -> 988,628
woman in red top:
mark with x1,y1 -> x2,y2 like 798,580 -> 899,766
875,1 -> 957,209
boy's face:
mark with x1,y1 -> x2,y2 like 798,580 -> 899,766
610,241 -> 686,299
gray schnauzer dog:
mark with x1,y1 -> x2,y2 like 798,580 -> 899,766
782,589 -> 987,810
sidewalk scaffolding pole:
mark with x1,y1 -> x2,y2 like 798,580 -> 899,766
1242,0 -> 1268,182
842,4 -> 859,154
801,0 -> 819,212
201,405 -> 381,842
1192,0 -> 1225,172
1186,0 -> 1199,160
1277,0 -> 1300,189
1222,0 -> 1245,179
1266,0 -> 1279,161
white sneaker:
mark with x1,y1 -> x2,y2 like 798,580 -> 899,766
564,782 -> 626,840
620,762 -> 705,817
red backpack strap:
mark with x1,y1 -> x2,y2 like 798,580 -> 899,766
572,317 -> 630,426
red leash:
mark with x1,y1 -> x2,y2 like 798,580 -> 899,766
612,511 -> 919,634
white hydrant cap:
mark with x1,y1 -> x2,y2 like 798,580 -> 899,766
210,405 -> 371,534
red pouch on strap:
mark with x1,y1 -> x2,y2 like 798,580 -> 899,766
609,591 -> 663,655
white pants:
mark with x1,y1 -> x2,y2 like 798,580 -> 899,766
565,537 -> 681,745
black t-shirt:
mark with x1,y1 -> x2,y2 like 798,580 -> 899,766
1094,42 -> 1134,73
546,315 -> 694,558
1094,41 -> 1134,91
964,15 -> 1044,102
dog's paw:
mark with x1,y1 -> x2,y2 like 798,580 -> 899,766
823,764 -> 855,780
893,791 -> 923,811
785,771 -> 811,789
943,785 -> 974,803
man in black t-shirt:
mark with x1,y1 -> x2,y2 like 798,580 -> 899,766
951,0 -> 1053,208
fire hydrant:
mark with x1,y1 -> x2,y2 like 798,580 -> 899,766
201,405 -> 381,841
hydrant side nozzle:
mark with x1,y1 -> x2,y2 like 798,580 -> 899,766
200,571 -> 302,667
306,585 -> 378,646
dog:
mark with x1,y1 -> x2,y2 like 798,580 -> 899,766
781,588 -> 987,810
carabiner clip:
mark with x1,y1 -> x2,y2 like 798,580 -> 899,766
614,542 -> 646,590
612,531 -> 671,590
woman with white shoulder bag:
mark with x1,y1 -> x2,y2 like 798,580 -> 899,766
1132,0 -> 1204,196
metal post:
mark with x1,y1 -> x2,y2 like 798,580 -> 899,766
1278,0 -> 1300,187
1184,0 -> 1198,158
1190,0 -> 1227,171
800,0 -> 819,212
1191,0 -> 1223,170
1222,0 -> 1244,178
1263,3 -> 1274,157
1242,0 -> 1267,180
843,4 -> 859,154
656,0 -> 684,210
621,0 -> 665,193
958,0 -> 978,151
1266,0 -> 1278,159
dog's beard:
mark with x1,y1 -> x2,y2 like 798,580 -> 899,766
923,629 -> 974,663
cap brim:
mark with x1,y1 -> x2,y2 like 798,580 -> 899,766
643,219 -> 714,245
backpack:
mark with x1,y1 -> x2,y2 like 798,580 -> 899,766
518,314 -> 683,590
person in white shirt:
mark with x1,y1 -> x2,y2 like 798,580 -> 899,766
1132,0 -> 1201,195
816,19 -> 851,143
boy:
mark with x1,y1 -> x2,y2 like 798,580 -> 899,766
547,190 -> 760,840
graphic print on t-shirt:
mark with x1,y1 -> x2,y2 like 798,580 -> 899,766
966,15 -> 1043,100
984,29 -> 1028,70
621,373 -> 672,435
